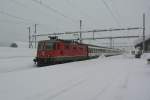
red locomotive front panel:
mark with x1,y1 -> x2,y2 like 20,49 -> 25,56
37,40 -> 54,58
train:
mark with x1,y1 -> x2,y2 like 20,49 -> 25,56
34,37 -> 122,66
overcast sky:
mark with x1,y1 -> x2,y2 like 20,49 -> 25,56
0,0 -> 150,46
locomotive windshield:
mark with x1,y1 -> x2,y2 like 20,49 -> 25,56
46,42 -> 53,50
38,41 -> 54,50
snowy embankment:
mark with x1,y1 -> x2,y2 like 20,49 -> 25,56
0,47 -> 150,100
0,47 -> 35,59
0,47 -> 36,73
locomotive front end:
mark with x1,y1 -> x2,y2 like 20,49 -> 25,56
34,40 -> 55,66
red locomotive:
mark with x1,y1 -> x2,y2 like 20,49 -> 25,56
34,37 -> 122,66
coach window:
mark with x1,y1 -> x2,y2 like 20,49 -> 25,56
65,45 -> 69,49
73,47 -> 76,50
79,47 -> 83,50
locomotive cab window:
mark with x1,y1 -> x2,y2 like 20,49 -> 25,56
45,42 -> 53,50
38,42 -> 45,50
38,42 -> 42,50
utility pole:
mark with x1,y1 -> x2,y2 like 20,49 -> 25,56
34,24 -> 37,48
80,20 -> 82,43
142,13 -> 145,53
93,32 -> 95,40
109,37 -> 113,48
27,27 -> 31,48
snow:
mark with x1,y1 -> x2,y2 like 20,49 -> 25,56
0,47 -> 36,73
0,47 -> 150,100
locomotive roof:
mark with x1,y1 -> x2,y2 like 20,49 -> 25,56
38,39 -> 83,44
38,39 -> 121,51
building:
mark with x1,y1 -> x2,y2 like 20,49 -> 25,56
135,35 -> 150,52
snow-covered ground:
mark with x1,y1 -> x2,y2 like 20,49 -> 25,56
0,47 -> 150,100
0,47 -> 36,73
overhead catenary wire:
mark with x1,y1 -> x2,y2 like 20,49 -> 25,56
34,27 -> 143,36
107,0 -> 122,22
0,10 -> 37,24
64,0 -> 98,26
7,0 -> 27,8
0,10 -> 73,35
0,19 -> 30,25
98,0 -> 121,27
4,0 -> 70,31
1,0 -> 79,29
0,9 -> 58,29
4,0 -> 122,30
31,0 -> 78,24
106,0 -> 135,41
